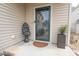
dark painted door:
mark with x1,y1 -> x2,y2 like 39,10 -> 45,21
35,6 -> 50,41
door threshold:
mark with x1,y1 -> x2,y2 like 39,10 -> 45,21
34,40 -> 50,43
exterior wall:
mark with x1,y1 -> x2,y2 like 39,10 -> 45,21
0,4 -> 26,50
71,6 -> 79,33
26,3 -> 70,44
53,4 -> 70,44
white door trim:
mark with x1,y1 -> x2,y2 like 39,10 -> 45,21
33,4 -> 53,44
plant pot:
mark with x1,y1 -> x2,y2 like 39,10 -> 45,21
57,34 -> 66,49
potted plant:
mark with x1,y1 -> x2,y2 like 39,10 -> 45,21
57,25 -> 67,49
59,25 -> 67,34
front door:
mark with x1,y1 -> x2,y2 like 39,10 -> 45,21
35,6 -> 50,42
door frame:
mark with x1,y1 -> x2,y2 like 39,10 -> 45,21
33,4 -> 53,43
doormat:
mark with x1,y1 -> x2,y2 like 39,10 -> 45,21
33,41 -> 48,48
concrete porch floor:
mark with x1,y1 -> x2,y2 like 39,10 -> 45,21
5,41 -> 76,56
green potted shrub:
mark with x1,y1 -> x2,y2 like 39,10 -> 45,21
59,25 -> 67,34
57,25 -> 67,49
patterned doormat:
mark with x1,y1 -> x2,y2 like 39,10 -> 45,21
33,41 -> 48,48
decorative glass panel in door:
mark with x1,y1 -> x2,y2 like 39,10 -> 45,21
35,6 -> 50,41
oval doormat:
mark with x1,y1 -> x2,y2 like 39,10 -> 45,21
33,41 -> 48,48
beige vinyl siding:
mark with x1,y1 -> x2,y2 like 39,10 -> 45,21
26,3 -> 70,44
53,4 -> 69,44
0,4 -> 26,50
